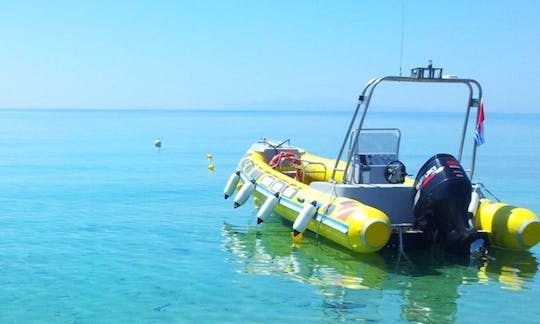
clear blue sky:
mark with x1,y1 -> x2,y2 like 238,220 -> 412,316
1,1 -> 539,111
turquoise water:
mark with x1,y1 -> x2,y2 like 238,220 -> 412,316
0,109 -> 539,323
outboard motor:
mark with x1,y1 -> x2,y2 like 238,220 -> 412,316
412,153 -> 481,253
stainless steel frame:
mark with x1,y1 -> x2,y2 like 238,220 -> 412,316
331,64 -> 483,182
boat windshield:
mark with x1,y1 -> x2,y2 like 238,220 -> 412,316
356,128 -> 400,155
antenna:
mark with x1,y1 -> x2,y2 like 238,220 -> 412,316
399,1 -> 405,76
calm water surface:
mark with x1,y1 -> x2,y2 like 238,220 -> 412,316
0,109 -> 539,323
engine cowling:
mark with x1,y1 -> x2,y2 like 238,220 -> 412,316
412,153 -> 480,253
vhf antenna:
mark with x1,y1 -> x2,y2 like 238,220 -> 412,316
399,1 -> 405,76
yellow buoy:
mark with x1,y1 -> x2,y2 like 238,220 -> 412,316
291,231 -> 304,245
207,153 -> 214,171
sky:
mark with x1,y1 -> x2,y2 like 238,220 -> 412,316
0,0 -> 539,111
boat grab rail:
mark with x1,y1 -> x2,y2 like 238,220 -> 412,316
331,64 -> 483,183
299,160 -> 327,183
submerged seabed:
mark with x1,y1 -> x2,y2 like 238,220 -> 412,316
0,109 -> 539,323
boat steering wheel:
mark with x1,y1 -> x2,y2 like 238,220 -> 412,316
384,160 -> 407,184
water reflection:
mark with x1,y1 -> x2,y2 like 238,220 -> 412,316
389,248 -> 538,322
222,221 -> 538,322
474,248 -> 538,290
222,222 -> 387,289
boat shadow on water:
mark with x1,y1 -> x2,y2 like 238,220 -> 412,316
222,220 -> 538,321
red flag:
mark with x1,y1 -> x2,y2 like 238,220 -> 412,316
474,101 -> 485,146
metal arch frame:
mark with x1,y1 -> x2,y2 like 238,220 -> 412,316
331,71 -> 483,183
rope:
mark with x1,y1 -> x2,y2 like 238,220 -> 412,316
315,179 -> 338,243
477,182 -> 501,202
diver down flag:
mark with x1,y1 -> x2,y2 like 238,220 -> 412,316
474,101 -> 485,146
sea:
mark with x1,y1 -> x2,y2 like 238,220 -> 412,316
0,108 -> 539,323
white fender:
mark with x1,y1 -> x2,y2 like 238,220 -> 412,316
256,193 -> 279,224
468,190 -> 480,216
292,201 -> 317,236
233,180 -> 255,208
224,171 -> 240,199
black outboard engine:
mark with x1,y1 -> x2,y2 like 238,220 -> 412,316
412,153 -> 481,253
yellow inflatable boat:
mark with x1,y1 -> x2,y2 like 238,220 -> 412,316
224,64 -> 540,255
